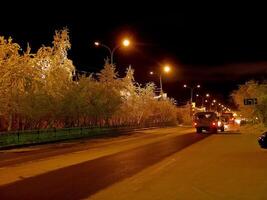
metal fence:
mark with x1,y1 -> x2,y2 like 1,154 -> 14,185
0,122 -> 172,149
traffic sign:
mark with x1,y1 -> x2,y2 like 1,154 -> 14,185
244,98 -> 257,105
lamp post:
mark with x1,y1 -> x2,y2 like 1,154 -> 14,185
183,84 -> 200,116
196,93 -> 210,108
150,65 -> 171,95
94,38 -> 130,65
203,93 -> 210,108
183,84 -> 201,104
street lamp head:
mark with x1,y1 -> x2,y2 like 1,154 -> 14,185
183,84 -> 187,88
163,65 -> 171,73
206,93 -> 210,97
197,84 -> 201,88
213,99 -> 216,103
122,39 -> 130,47
94,41 -> 100,46
149,71 -> 154,75
205,99 -> 208,103
196,94 -> 199,97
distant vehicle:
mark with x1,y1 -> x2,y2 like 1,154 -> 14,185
218,116 -> 226,131
258,132 -> 267,148
193,112 -> 224,133
221,112 -> 235,125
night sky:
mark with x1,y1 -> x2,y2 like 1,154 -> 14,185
1,2 -> 267,105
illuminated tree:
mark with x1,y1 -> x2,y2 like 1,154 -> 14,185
232,80 -> 267,125
0,29 -> 178,131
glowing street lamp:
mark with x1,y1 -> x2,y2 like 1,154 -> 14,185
122,39 -> 130,47
199,93 -> 210,108
183,84 -> 201,104
163,65 -> 171,73
150,64 -> 172,95
94,38 -> 131,64
183,84 -> 201,116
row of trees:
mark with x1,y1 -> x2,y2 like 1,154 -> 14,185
0,29 -> 177,131
231,80 -> 267,125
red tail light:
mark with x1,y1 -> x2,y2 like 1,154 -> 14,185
212,122 -> 216,126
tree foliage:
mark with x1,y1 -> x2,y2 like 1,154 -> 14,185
0,29 -> 177,131
231,80 -> 267,125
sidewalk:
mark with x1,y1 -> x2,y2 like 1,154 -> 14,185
90,131 -> 267,200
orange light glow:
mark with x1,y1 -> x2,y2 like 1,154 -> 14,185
122,39 -> 130,47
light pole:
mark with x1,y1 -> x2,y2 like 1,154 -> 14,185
183,84 -> 201,104
150,65 -> 171,95
94,38 -> 130,65
196,93 -> 209,108
183,84 -> 200,116
202,93 -> 210,108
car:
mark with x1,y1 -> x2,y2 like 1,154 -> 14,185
193,112 -> 224,133
221,112 -> 235,125
258,132 -> 267,148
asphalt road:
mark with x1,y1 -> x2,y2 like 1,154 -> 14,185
0,130 -> 209,200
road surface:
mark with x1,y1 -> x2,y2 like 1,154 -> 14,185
0,127 -> 209,199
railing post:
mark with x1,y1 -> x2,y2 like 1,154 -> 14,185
37,129 -> 40,142
17,131 -> 20,144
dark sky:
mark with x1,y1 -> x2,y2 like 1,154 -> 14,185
1,2 -> 267,105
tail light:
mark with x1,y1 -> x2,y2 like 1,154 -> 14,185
212,122 -> 216,126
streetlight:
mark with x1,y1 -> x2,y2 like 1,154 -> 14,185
183,84 -> 200,104
94,38 -> 130,64
150,65 -> 171,95
183,84 -> 200,116
122,39 -> 130,47
199,93 -> 210,108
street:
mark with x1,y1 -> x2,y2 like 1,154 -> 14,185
0,127 -> 201,199
1,5 -> 267,200
0,126 -> 266,200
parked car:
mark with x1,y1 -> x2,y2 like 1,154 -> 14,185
258,132 -> 267,148
193,112 -> 224,133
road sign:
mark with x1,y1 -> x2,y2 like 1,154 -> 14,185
244,98 -> 257,105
